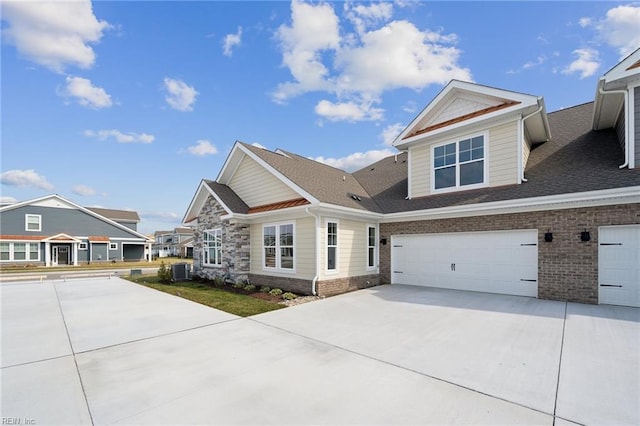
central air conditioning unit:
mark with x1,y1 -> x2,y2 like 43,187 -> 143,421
171,263 -> 191,281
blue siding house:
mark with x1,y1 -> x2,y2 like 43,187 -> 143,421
0,194 -> 152,267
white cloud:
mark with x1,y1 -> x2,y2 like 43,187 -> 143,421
315,99 -> 384,122
222,27 -> 242,56
344,2 -> 393,35
273,1 -> 471,122
562,48 -> 600,79
140,211 -> 180,222
163,77 -> 198,111
72,184 -> 96,196
0,196 -> 18,204
273,0 -> 341,102
380,123 -> 405,146
578,17 -> 592,28
0,169 -> 54,191
1,0 -> 110,73
84,129 -> 154,144
312,149 -> 394,172
522,55 -> 546,70
61,76 -> 112,108
597,5 -> 640,58
186,139 -> 218,156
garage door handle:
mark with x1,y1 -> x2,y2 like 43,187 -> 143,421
520,243 -> 537,246
393,271 -> 403,274
520,279 -> 537,282
600,284 -> 623,288
599,243 -> 623,246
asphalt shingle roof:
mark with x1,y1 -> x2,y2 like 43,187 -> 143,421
204,180 -> 250,214
353,102 -> 640,213
240,143 -> 382,213
87,207 -> 140,222
208,102 -> 638,216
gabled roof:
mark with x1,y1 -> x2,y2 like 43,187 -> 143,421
182,179 -> 250,223
393,80 -> 550,148
0,194 -> 151,241
356,102 -> 640,214
240,143 -> 381,213
592,48 -> 640,130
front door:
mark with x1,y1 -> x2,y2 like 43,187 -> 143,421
52,245 -> 70,266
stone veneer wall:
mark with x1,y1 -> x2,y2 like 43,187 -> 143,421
193,195 -> 250,284
379,204 -> 640,305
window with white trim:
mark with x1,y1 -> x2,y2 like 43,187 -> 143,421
327,221 -> 338,271
263,223 -> 295,271
25,214 -> 41,231
0,242 -> 40,261
79,243 -> 88,250
433,134 -> 485,191
367,225 -> 377,269
203,229 -> 222,266
109,242 -> 118,250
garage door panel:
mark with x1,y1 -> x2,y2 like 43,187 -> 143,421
599,225 -> 640,308
391,230 -> 538,298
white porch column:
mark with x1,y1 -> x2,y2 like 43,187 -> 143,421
45,242 -> 51,267
73,243 -> 78,266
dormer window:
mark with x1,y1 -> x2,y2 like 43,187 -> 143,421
433,134 -> 486,191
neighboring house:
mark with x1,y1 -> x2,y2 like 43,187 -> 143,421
0,194 -> 153,266
183,49 -> 640,306
152,227 -> 194,258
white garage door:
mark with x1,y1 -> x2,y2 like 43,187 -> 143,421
599,225 -> 640,307
391,230 -> 538,297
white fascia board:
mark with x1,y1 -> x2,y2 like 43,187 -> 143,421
6,194 -> 151,241
396,104 -> 536,149
393,81 -> 540,148
233,143 -> 319,204
381,186 -> 640,223
222,204 -> 315,223
223,202 -> 383,224
216,141 -> 244,183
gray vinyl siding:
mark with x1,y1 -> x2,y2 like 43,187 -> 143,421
0,206 -> 141,238
91,244 -> 109,262
635,86 -> 639,167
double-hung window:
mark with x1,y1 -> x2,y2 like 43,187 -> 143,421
433,134 -> 485,191
367,225 -> 377,269
25,214 -> 41,231
263,223 -> 294,271
327,221 -> 338,272
203,229 -> 222,266
0,242 -> 40,261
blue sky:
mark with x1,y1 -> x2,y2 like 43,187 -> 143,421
2,1 -> 639,235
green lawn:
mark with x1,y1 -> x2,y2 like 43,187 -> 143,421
127,275 -> 285,317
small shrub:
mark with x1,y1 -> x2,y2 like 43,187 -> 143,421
282,292 -> 297,300
213,275 -> 224,286
243,284 -> 256,292
269,288 -> 283,296
157,261 -> 172,283
260,286 -> 271,293
232,281 -> 245,289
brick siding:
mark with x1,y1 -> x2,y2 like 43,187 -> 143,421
248,273 -> 381,297
380,204 -> 640,304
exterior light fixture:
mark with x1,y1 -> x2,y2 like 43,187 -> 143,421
544,232 -> 553,242
380,238 -> 387,245
580,230 -> 591,242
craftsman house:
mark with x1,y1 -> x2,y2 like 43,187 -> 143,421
183,49 -> 640,306
0,194 -> 152,266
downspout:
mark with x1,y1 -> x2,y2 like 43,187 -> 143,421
520,102 -> 544,183
305,207 -> 320,296
598,85 -> 629,169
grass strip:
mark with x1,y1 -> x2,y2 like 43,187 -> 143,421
127,276 -> 285,317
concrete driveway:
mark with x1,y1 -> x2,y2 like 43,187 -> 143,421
1,278 -> 638,425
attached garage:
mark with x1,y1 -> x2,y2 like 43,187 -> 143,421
391,230 -> 538,297
598,225 -> 640,308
